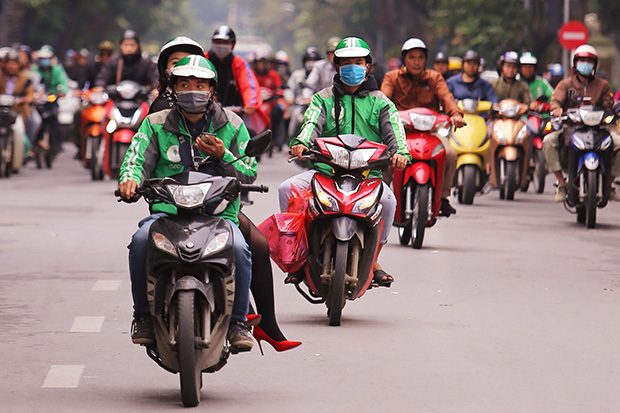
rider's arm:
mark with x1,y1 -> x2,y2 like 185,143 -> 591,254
379,70 -> 396,101
232,56 -> 263,110
53,66 -> 70,96
433,73 -> 462,118
550,78 -> 569,116
482,79 -> 499,104
94,57 -> 116,88
210,111 -> 258,184
119,115 -> 160,186
290,92 -> 326,148
376,92 -> 411,161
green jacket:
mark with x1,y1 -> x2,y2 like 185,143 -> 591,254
525,76 -> 554,102
291,76 -> 410,176
33,65 -> 69,95
119,104 -> 256,225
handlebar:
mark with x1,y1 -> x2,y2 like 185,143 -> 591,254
240,184 -> 269,193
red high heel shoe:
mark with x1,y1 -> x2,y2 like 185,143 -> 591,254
253,326 -> 302,355
246,314 -> 262,327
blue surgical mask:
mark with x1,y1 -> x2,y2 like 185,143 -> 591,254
339,64 -> 367,86
576,61 -> 594,76
38,58 -> 51,68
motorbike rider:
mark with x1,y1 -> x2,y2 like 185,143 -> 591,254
254,49 -> 286,153
305,36 -> 341,93
94,30 -> 158,90
280,37 -> 410,287
545,63 -> 564,88
286,47 -> 322,138
34,45 -> 69,97
205,25 -> 262,116
0,49 -> 34,131
542,44 -> 620,202
274,50 -> 291,85
380,38 -> 465,217
519,52 -> 553,105
433,51 -> 450,80
149,37 -> 301,352
491,51 -> 532,104
118,55 -> 256,352
446,50 -> 498,104
85,40 -> 114,89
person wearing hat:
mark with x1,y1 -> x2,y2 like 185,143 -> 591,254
305,36 -> 341,93
490,51 -> 532,104
446,50 -> 498,104
542,44 -> 620,202
85,40 -> 114,89
281,37 -> 410,287
205,25 -> 262,116
519,52 -> 553,105
433,51 -> 449,79
94,29 -> 158,89
381,37 -> 465,217
118,54 -> 257,352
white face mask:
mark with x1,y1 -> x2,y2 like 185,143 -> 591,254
212,44 -> 232,59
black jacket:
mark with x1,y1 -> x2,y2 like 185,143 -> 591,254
95,54 -> 158,88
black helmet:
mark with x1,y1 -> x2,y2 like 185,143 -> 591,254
212,25 -> 236,44
120,29 -> 140,45
302,47 -> 321,63
434,51 -> 448,63
462,50 -> 480,64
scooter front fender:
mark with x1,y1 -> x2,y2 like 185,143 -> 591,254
499,146 -> 519,161
112,128 -> 135,143
408,162 -> 433,186
167,276 -> 215,312
456,153 -> 484,169
329,216 -> 364,243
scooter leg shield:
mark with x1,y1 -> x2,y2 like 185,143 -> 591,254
456,154 -> 484,170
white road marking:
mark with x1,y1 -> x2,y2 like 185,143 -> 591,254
70,316 -> 105,333
91,280 -> 121,291
41,365 -> 84,388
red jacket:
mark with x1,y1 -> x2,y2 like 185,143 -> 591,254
205,52 -> 263,109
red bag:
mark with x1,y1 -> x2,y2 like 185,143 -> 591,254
287,183 -> 312,214
258,212 -> 309,273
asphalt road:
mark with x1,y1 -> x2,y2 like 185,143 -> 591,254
2,147 -> 620,412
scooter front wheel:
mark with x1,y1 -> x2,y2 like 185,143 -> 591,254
327,240 -> 347,326
398,182 -> 413,245
505,160 -> 518,201
461,165 -> 477,205
177,291 -> 201,407
586,169 -> 597,229
411,183 -> 430,249
534,149 -> 546,194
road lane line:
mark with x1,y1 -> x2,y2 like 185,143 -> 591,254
91,280 -> 122,291
70,316 -> 105,333
41,365 -> 84,388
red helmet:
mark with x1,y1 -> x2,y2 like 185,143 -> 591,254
572,44 -> 598,68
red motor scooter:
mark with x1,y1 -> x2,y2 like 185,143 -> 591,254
393,108 -> 449,249
524,97 -> 551,193
100,80 -> 149,180
291,134 -> 392,326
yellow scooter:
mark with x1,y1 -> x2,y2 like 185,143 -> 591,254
449,99 -> 492,204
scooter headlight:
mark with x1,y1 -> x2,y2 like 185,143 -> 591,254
105,120 -> 117,134
152,232 -> 178,257
571,133 -> 586,150
604,115 -> 615,124
584,152 -> 599,170
544,121 -> 553,132
494,124 -> 506,144
600,135 -> 612,151
167,183 -> 212,209
431,142 -> 445,157
312,180 -> 339,212
515,125 -> 528,144
352,185 -> 381,214
202,232 -> 230,257
409,113 -> 436,131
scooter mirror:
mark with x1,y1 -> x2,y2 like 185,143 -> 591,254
245,129 -> 272,157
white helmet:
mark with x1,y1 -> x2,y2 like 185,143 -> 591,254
572,44 -> 598,63
401,38 -> 428,58
519,52 -> 537,65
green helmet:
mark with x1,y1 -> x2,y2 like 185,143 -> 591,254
170,54 -> 218,87
334,37 -> 372,64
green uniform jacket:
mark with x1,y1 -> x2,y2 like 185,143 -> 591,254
119,104 -> 257,225
291,76 -> 410,176
526,76 -> 554,102
33,65 -> 69,95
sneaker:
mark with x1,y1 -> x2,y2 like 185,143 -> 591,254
609,188 -> 620,202
131,316 -> 155,345
554,183 -> 567,202
439,198 -> 456,217
227,321 -> 254,353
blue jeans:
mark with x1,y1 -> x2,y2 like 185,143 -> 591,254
128,213 -> 252,323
